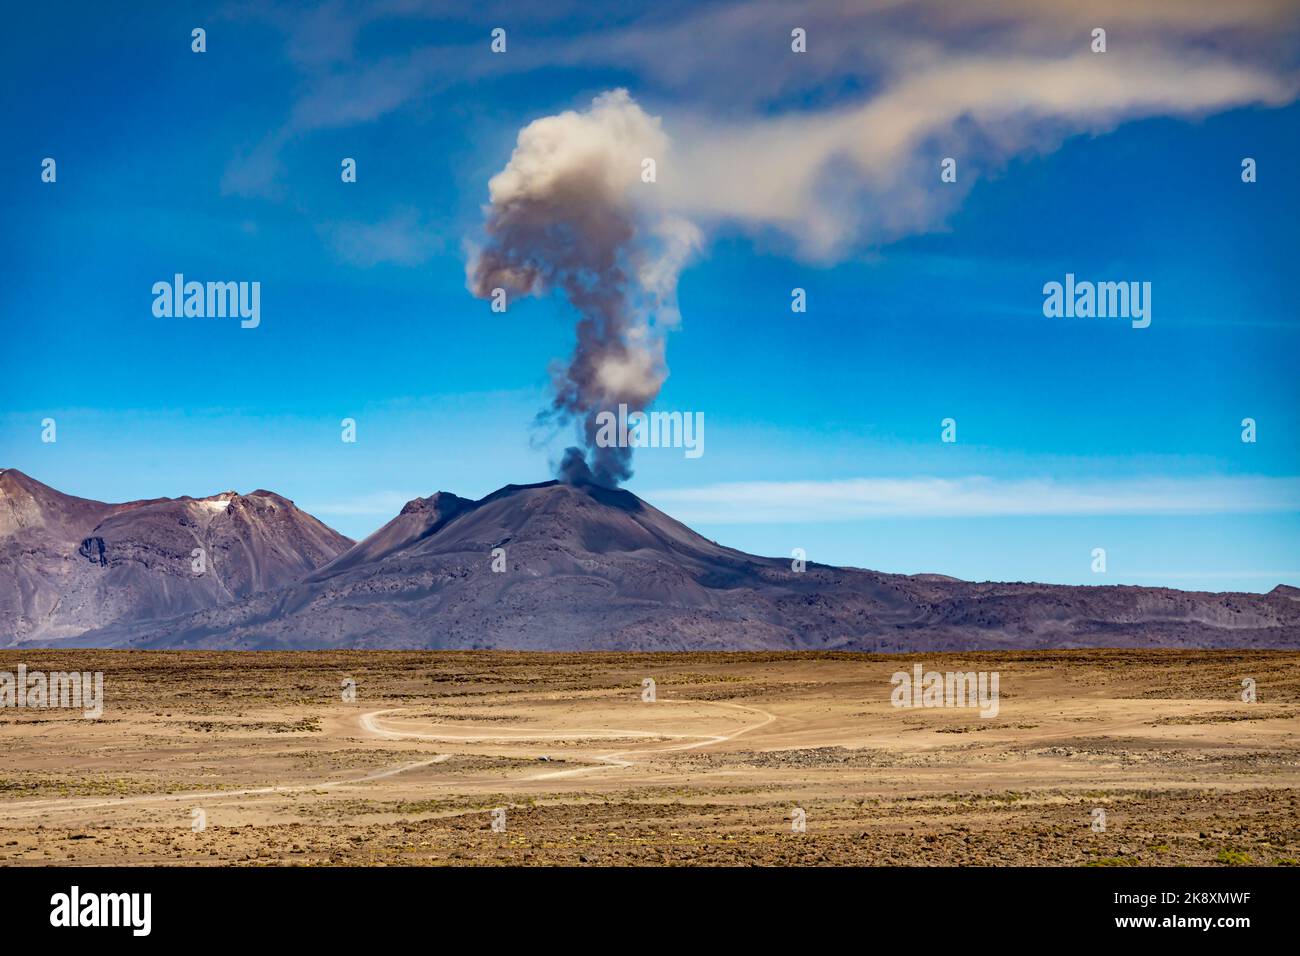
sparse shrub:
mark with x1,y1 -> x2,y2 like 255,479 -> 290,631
1215,848 -> 1252,866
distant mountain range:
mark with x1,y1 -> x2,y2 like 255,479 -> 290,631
3,468 -> 1297,650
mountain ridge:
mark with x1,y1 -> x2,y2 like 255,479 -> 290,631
0,469 -> 353,643
15,473 -> 1291,652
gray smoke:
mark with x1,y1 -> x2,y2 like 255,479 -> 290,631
469,90 -> 699,486
557,445 -> 597,486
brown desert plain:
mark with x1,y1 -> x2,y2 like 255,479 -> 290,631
0,649 -> 1297,867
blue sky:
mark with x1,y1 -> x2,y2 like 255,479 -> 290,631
2,1 -> 1298,592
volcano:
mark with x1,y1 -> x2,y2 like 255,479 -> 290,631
0,468 -> 352,643
10,473 -> 1293,651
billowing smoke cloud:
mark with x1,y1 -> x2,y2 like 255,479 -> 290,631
461,6 -> 1296,482
470,90 -> 700,486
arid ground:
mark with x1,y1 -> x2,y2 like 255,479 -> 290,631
0,650 -> 1297,866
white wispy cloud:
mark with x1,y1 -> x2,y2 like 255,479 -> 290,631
304,491 -> 423,516
644,475 -> 1300,523
323,206 -> 443,266
1124,570 -> 1300,580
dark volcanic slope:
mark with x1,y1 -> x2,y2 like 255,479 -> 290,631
65,479 -> 1300,651
0,469 -> 353,643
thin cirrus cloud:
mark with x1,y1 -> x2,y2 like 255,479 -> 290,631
322,206 -> 444,267
644,475 -> 1300,524
303,490 -> 424,517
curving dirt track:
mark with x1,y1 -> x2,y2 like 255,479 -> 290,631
358,698 -> 777,779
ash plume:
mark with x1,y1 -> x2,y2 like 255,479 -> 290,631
469,89 -> 700,486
